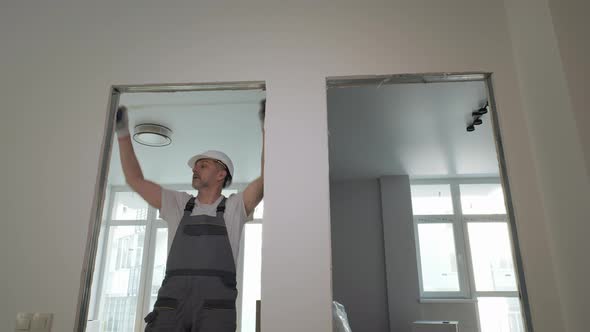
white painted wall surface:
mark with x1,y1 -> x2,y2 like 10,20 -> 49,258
0,0 -> 584,331
503,0 -> 590,330
548,0 -> 590,177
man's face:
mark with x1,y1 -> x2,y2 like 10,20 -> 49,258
192,158 -> 226,190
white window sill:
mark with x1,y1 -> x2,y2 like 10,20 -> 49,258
418,298 -> 476,304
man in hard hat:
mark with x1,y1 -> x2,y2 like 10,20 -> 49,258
115,100 -> 265,331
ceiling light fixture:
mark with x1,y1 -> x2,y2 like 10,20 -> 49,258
133,124 -> 172,147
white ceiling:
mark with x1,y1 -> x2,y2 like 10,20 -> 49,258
108,90 -> 266,186
108,81 -> 498,186
327,81 -> 500,180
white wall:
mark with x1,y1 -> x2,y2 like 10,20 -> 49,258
0,0 -> 584,331
548,0 -> 590,176
330,179 -> 390,331
503,0 -> 590,331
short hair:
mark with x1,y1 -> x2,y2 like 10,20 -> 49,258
214,160 -> 232,188
222,174 -> 232,188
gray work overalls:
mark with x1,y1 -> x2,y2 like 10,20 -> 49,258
144,196 -> 237,332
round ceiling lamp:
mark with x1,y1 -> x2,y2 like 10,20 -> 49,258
133,124 -> 172,147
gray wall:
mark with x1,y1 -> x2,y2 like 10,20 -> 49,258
549,0 -> 590,177
330,179 -> 390,332
379,175 -> 421,331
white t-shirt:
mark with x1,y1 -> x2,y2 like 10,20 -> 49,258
159,188 -> 249,263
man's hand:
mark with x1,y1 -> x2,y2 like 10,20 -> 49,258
244,99 -> 266,217
115,106 -> 130,137
115,104 -> 162,209
258,99 -> 265,131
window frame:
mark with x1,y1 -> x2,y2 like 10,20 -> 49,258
414,215 -> 472,299
90,185 -> 154,331
411,178 -> 521,303
464,216 -> 520,299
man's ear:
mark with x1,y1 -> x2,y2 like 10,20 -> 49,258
217,169 -> 228,182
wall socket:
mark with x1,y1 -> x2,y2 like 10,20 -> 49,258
15,313 -> 53,332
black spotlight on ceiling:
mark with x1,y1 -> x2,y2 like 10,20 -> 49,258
473,103 -> 489,116
466,101 -> 489,132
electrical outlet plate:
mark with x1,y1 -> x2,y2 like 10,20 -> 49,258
15,312 -> 33,331
30,313 -> 53,332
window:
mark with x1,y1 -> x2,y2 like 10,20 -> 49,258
468,223 -> 517,292
410,184 -> 454,215
240,223 -> 262,331
460,184 -> 506,215
111,192 -> 148,220
417,223 -> 460,292
100,225 -> 146,332
91,187 -> 260,332
147,228 -> 168,311
477,297 -> 524,332
412,183 -> 469,298
253,199 -> 264,219
411,180 -> 524,331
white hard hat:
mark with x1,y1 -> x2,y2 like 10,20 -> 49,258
187,150 -> 234,187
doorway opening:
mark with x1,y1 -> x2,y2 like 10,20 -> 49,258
75,81 -> 266,332
327,73 -> 532,332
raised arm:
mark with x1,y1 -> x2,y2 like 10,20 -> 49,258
243,100 -> 265,216
116,106 -> 163,209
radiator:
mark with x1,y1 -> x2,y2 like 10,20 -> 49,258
412,321 -> 458,332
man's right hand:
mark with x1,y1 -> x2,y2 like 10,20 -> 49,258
258,99 -> 266,131
115,104 -> 163,209
115,105 -> 130,137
